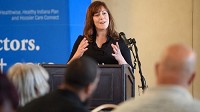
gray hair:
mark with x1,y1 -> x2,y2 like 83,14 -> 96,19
8,63 -> 49,107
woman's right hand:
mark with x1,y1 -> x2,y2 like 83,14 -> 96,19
67,38 -> 89,64
73,38 -> 89,59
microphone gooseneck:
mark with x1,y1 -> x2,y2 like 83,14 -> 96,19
119,32 -> 148,93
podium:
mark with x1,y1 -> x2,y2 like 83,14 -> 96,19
41,64 -> 135,109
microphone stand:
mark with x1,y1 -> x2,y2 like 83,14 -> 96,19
127,38 -> 148,93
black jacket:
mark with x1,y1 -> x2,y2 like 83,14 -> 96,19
19,89 -> 89,112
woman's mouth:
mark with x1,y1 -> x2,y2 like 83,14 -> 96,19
100,21 -> 106,24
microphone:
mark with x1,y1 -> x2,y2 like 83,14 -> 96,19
119,32 -> 130,48
119,32 -> 148,92
119,32 -> 135,49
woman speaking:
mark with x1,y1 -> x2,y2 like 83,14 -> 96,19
67,1 -> 133,67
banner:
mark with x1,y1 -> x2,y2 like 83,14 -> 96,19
0,0 -> 91,72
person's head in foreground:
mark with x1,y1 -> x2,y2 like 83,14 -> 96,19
113,43 -> 200,112
155,43 -> 196,88
63,56 -> 101,103
8,63 -> 49,107
0,73 -> 19,112
19,57 -> 100,112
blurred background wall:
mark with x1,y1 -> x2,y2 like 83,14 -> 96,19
93,0 -> 200,98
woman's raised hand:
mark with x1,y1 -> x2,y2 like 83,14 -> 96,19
111,42 -> 127,65
67,38 -> 88,64
74,38 -> 89,58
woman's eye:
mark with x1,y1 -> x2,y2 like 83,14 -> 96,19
94,13 -> 100,16
103,12 -> 107,15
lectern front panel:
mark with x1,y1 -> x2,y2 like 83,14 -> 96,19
41,64 -> 134,109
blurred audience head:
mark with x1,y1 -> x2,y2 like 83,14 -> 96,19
64,56 -> 101,102
155,43 -> 196,88
8,63 -> 49,107
0,73 -> 19,112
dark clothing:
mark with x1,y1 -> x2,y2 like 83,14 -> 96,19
68,35 -> 133,67
19,89 -> 89,112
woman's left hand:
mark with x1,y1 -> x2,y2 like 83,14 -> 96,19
111,42 -> 127,65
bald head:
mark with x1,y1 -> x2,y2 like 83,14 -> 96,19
156,44 -> 196,88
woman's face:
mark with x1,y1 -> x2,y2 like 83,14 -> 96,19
93,7 -> 109,32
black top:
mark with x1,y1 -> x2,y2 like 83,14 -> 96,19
19,89 -> 89,112
68,35 -> 133,67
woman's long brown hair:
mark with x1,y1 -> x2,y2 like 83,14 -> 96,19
83,1 -> 119,42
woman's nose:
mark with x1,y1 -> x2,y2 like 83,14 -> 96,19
99,12 -> 104,19
99,13 -> 104,19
